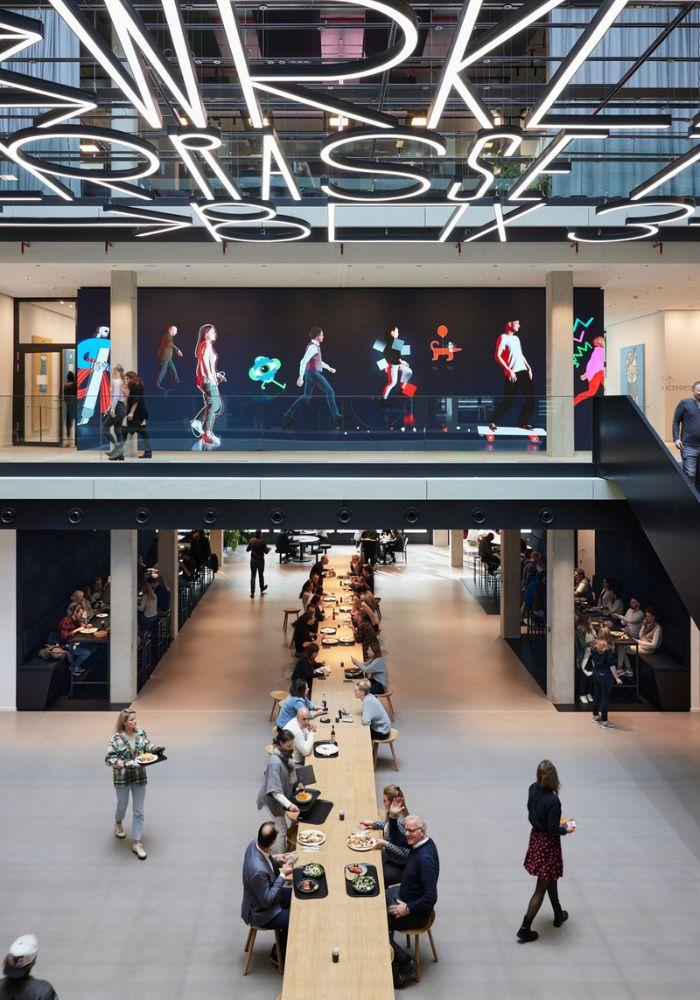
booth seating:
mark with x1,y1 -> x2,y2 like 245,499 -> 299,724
638,651 -> 689,711
17,657 -> 70,710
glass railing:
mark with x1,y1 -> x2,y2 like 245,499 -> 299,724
3,393 -> 594,455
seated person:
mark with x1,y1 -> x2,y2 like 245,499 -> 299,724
57,604 -> 96,676
349,554 -> 362,579
354,679 -> 391,739
521,550 -> 540,591
69,589 -> 94,621
382,529 -> 404,563
361,563 -> 375,592
277,678 -> 321,729
574,568 -> 593,603
360,784 -> 410,886
618,605 -> 662,675
351,650 -> 388,695
284,705 -> 316,765
597,577 -> 617,612
137,582 -> 158,626
153,574 -> 171,613
275,529 -> 294,563
292,609 -> 317,657
478,532 -> 500,572
310,554 -> 329,578
88,576 -> 105,606
291,642 -> 322,695
352,608 -> 382,660
306,593 -> 325,629
387,814 -> 439,934
531,572 -> 547,620
614,595 -> 644,638
241,822 -> 294,961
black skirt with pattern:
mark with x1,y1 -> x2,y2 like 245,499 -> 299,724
523,828 -> 563,880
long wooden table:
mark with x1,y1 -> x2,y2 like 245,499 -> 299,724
280,563 -> 394,1000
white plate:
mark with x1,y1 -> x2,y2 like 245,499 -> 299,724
319,627 -> 337,635
297,830 -> 326,847
322,637 -> 339,646
77,626 -> 98,634
315,743 -> 339,757
347,833 -> 376,852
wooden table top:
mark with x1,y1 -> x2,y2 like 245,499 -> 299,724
281,566 -> 394,1000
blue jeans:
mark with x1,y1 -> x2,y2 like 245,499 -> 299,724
157,358 -> 180,386
284,371 -> 340,420
69,643 -> 96,674
115,783 -> 146,841
681,445 -> 699,484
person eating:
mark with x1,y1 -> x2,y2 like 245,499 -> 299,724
354,679 -> 391,740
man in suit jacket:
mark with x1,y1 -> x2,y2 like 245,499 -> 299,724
241,822 -> 294,959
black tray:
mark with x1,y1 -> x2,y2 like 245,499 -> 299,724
293,788 -> 321,814
314,740 -> 340,759
344,864 -> 381,898
137,753 -> 167,768
305,798 -> 333,825
293,864 -> 329,899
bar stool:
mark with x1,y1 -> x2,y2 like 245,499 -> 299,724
372,728 -> 400,771
404,911 -> 439,982
377,686 -> 396,720
283,608 -> 300,630
269,690 -> 287,721
242,926 -> 284,976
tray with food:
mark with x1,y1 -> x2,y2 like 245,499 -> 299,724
293,864 -> 329,899
344,667 -> 363,679
293,788 -> 322,813
347,830 -> 376,852
339,636 -> 355,646
313,740 -> 339,758
136,751 -> 167,767
297,829 -> 326,848
344,863 -> 380,897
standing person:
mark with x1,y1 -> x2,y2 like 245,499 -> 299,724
256,730 -> 301,854
590,637 -> 623,729
517,760 -> 575,942
155,324 -> 183,388
1,934 -> 57,999
489,320 -> 535,432
672,380 -> 700,484
247,529 -> 269,598
63,370 -> 77,444
282,327 -> 342,429
124,371 -> 152,459
104,708 -> 164,861
354,679 -> 391,740
377,325 -> 414,402
241,823 -> 294,965
191,323 -> 226,448
106,363 -> 127,460
574,334 -> 605,406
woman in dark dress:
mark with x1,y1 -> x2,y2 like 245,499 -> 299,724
125,370 -> 152,459
518,759 -> 576,943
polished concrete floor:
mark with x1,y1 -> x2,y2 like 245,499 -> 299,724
2,545 -> 700,999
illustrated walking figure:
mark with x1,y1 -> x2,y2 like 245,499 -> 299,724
489,320 -> 535,432
191,323 -> 226,448
156,325 -> 183,388
283,326 -> 342,429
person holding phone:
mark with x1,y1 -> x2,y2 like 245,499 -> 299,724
517,759 -> 575,942
105,708 -> 164,860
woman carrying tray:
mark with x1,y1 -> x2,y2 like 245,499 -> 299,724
105,708 -> 164,861
257,729 -> 301,854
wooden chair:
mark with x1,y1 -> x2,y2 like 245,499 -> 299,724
283,608 -> 300,630
404,911 -> 439,982
377,685 -> 396,720
372,728 -> 400,771
242,926 -> 284,976
269,690 -> 286,721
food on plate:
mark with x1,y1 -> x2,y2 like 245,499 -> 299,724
302,863 -> 324,878
296,791 -> 312,802
297,830 -> 326,846
354,875 -> 376,893
344,864 -> 367,882
347,831 -> 376,851
138,752 -> 158,764
315,743 -> 339,757
298,878 -> 318,893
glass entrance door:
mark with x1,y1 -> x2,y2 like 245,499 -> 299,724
18,346 -> 65,445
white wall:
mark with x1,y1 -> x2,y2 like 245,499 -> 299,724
18,301 -> 75,345
0,531 -> 17,710
0,293 -> 13,447
605,311 -> 666,438
663,311 -> 700,439
576,529 -> 596,581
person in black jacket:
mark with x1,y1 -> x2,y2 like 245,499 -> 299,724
246,529 -> 269,598
124,370 -> 152,458
1,933 -> 58,999
590,637 -> 622,729
672,381 -> 700,483
518,760 -> 576,943
291,642 -> 321,695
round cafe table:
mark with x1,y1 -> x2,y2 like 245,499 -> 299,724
290,533 -> 320,563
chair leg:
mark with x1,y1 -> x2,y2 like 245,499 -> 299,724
414,934 -> 421,982
372,742 -> 378,769
268,699 -> 277,722
242,929 -> 257,975
390,742 -> 399,772
244,928 -> 254,953
386,695 -> 395,720
274,930 -> 284,974
283,612 -> 288,630
428,929 -> 439,963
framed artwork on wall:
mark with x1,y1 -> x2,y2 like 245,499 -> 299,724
620,344 -> 645,409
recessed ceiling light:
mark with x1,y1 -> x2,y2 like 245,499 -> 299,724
410,115 -> 427,127
80,141 -> 100,153
0,173 -> 18,181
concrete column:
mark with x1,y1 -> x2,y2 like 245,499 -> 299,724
157,529 -> 179,639
110,271 -> 138,456
449,529 -> 463,568
691,624 -> 700,713
210,529 -> 224,567
0,530 -> 17,710
433,530 -> 448,547
546,530 -> 575,705
546,271 -> 574,458
110,529 -> 138,704
500,529 -> 522,640
0,293 -> 13,448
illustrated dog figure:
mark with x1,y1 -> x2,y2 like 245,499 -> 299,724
430,340 -> 463,362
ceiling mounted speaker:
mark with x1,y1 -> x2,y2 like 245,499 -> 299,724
67,507 -> 83,525
471,508 -> 487,525
0,507 -> 16,525
135,507 -> 150,525
269,508 -> 285,526
539,508 -> 555,525
203,508 -> 218,525
337,508 -> 353,525
403,508 -> 420,525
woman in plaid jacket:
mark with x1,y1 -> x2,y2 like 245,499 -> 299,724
105,708 -> 163,860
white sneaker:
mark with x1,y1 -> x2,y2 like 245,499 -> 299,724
202,431 -> 221,447
579,695 -> 588,704
190,418 -> 203,438
592,715 -> 601,724
600,721 -> 616,729
132,841 -> 147,860
586,694 -> 594,703
114,822 -> 125,839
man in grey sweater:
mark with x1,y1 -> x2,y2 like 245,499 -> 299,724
351,650 -> 389,694
673,381 -> 700,483
354,679 -> 391,739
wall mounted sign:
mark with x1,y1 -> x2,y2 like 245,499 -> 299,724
0,1 -> 698,243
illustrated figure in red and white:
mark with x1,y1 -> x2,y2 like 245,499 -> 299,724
574,335 -> 605,406
489,320 -> 535,431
